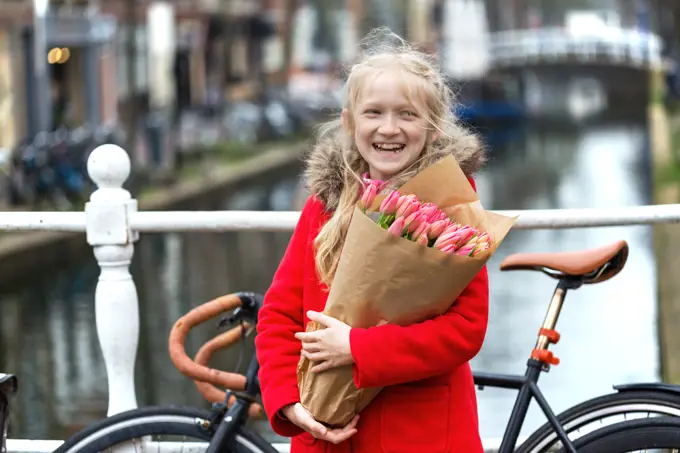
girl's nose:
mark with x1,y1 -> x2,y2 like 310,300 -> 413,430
377,116 -> 399,136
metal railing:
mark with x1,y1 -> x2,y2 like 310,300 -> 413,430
3,144 -> 680,453
489,26 -> 663,68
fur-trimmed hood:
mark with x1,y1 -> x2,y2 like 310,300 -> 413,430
302,123 -> 487,211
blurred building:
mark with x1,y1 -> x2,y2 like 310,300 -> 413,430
0,0 -> 266,142
0,0 -> 120,149
0,0 -> 35,151
483,0 -> 654,32
0,0 -> 445,154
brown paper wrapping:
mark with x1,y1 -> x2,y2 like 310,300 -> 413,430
296,155 -> 518,427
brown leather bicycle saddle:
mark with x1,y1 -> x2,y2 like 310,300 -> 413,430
499,240 -> 629,284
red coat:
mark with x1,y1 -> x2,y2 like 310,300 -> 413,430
255,177 -> 489,453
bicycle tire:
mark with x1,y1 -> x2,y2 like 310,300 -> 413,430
53,405 -> 279,453
517,390 -> 680,453
557,416 -> 680,452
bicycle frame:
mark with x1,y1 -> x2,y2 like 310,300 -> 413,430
474,363 -> 575,453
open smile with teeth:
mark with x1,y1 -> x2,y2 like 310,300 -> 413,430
373,143 -> 406,153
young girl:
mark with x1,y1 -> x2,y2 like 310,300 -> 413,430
255,28 -> 489,453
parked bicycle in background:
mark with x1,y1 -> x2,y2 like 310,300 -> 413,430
5,123 -> 124,210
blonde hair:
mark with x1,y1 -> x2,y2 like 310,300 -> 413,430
313,27 -> 478,287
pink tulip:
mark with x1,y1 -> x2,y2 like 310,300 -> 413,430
435,235 -> 463,251
403,210 -> 419,226
435,211 -> 449,223
465,236 -> 479,247
419,203 -> 443,223
415,233 -> 429,246
396,196 -> 419,218
464,230 -> 489,248
476,232 -> 490,243
395,194 -> 416,210
435,230 -> 473,250
439,244 -> 456,254
433,227 -> 464,248
412,220 -> 430,238
387,217 -> 406,237
454,226 -> 477,245
379,191 -> 400,215
456,244 -> 475,256
435,224 -> 482,251
471,241 -> 490,256
428,219 -> 450,239
441,222 -> 462,236
358,183 -> 378,212
404,212 -> 428,234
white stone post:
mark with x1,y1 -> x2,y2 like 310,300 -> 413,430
85,144 -> 140,416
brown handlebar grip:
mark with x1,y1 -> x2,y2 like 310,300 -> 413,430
168,294 -> 247,391
193,324 -> 263,418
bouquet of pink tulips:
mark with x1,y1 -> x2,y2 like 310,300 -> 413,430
359,188 -> 492,257
297,155 -> 517,427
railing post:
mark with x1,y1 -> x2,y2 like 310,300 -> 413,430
85,144 -> 140,416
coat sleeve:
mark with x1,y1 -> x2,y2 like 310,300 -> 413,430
255,196 -> 320,437
348,176 -> 490,389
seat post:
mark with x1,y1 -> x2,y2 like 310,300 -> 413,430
535,281 -> 568,352
531,277 -> 583,366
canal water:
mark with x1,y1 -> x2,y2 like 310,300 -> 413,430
0,117 -> 658,444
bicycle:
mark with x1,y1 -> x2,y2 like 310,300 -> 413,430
481,239 -> 680,453
52,241 -> 680,453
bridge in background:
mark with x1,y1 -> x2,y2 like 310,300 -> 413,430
487,27 -> 662,70
488,27 -> 662,120
440,1 -> 664,120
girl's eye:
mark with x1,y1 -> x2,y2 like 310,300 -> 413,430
401,111 -> 417,117
365,109 -> 380,115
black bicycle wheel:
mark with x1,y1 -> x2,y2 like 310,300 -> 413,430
517,390 -> 680,453
557,416 -> 680,452
53,405 -> 279,453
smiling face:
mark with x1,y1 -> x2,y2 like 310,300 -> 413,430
342,69 -> 439,181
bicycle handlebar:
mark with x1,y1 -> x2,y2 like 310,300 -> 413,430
192,323 -> 252,402
168,292 -> 263,417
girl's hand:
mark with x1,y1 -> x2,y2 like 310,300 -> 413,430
295,311 -> 353,373
281,403 -> 359,444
